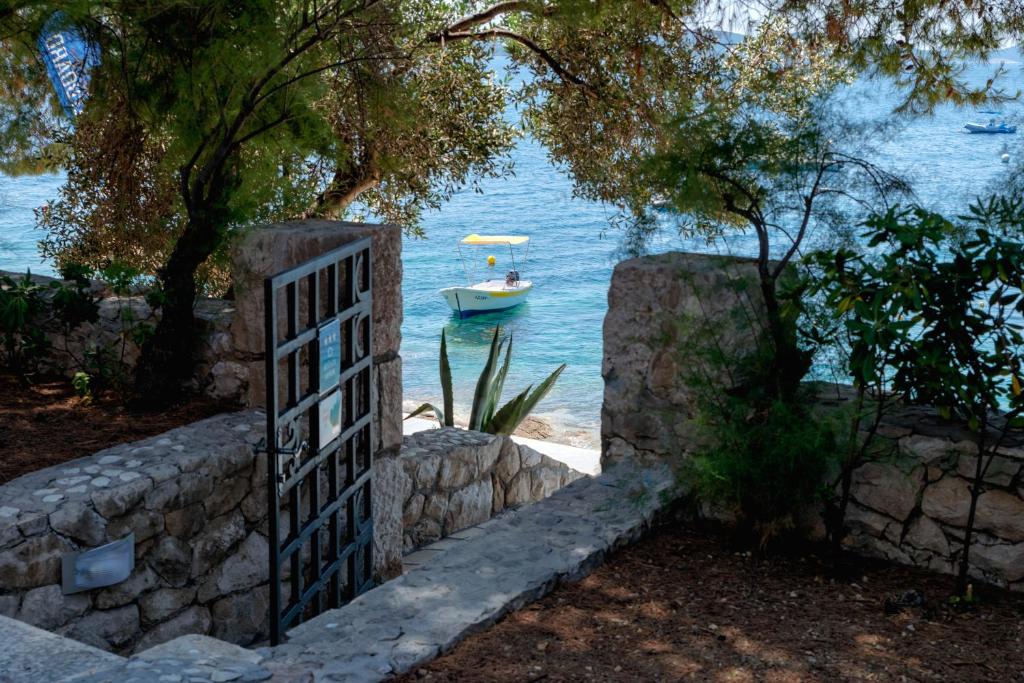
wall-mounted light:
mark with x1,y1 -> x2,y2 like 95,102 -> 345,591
61,533 -> 135,595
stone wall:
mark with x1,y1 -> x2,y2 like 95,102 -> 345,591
819,394 -> 1024,593
391,428 -> 586,552
0,418 -> 588,655
0,412 -> 269,654
602,251 -> 1024,593
601,252 -> 771,470
1,459 -> 674,683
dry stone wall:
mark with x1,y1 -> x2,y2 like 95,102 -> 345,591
393,428 -> 586,552
0,423 -> 585,655
0,412 -> 270,653
821,395 -> 1024,592
0,409 -> 410,655
602,251 -> 1024,593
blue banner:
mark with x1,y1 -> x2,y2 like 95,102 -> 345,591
37,13 -> 99,119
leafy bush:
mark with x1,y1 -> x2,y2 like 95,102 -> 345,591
408,326 -> 565,435
811,196 -> 1024,594
0,269 -> 98,375
0,272 -> 49,371
688,389 -> 839,547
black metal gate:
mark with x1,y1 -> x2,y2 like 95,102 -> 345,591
263,238 -> 374,644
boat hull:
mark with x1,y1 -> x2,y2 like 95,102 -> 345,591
964,123 -> 1017,134
440,281 -> 532,318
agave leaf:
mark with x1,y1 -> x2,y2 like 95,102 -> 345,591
469,326 -> 503,431
440,330 -> 454,427
488,385 -> 533,435
492,364 -> 567,435
405,402 -> 445,426
483,332 -> 514,428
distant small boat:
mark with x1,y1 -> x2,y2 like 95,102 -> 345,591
440,234 -> 532,318
651,193 -> 671,209
965,119 -> 1017,134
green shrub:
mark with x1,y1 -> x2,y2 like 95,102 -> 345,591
810,196 -> 1024,595
687,392 -> 839,546
408,326 -> 566,435
0,272 -> 49,371
0,269 -> 97,375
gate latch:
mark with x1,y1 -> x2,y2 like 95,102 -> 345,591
254,437 -> 309,461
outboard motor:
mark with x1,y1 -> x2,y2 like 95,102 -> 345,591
505,270 -> 520,286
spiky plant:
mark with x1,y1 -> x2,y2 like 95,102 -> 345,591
407,326 -> 565,435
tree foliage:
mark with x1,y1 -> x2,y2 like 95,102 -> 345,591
1,1 -> 529,399
3,0 -> 1024,402
4,2 -> 518,283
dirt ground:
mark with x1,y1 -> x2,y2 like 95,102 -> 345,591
400,526 -> 1024,683
0,372 -> 233,483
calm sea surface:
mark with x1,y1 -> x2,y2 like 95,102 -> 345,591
2,52 -> 1022,444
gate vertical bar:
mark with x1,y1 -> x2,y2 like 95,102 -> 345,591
264,277 -> 282,645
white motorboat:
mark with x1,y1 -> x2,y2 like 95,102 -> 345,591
440,234 -> 533,318
964,118 -> 1017,134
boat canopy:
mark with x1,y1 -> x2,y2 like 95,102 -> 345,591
461,234 -> 530,246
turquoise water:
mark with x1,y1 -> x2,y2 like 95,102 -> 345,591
2,51 -> 1023,443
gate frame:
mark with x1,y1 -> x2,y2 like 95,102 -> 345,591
263,237 -> 374,644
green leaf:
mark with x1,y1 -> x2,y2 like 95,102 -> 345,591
440,330 -> 454,427
490,364 -> 566,435
469,326 -> 503,431
488,385 -> 533,436
406,402 -> 446,427
483,331 -> 515,428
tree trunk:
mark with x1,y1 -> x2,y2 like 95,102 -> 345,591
133,207 -> 224,407
757,273 -> 803,402
956,436 -> 988,596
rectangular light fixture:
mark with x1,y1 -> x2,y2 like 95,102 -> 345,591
62,533 -> 135,595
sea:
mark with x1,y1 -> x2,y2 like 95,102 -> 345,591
2,48 -> 1023,447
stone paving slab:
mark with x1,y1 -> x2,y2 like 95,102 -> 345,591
264,462 -> 673,681
14,463 -> 671,683
0,613 -> 124,682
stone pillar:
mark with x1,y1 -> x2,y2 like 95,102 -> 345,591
600,252 -> 772,471
229,220 -> 404,579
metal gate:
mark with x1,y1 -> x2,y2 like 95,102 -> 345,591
263,238 -> 374,644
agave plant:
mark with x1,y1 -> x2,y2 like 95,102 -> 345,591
407,325 -> 565,435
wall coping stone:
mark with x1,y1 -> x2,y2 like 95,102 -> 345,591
0,411 -> 263,543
